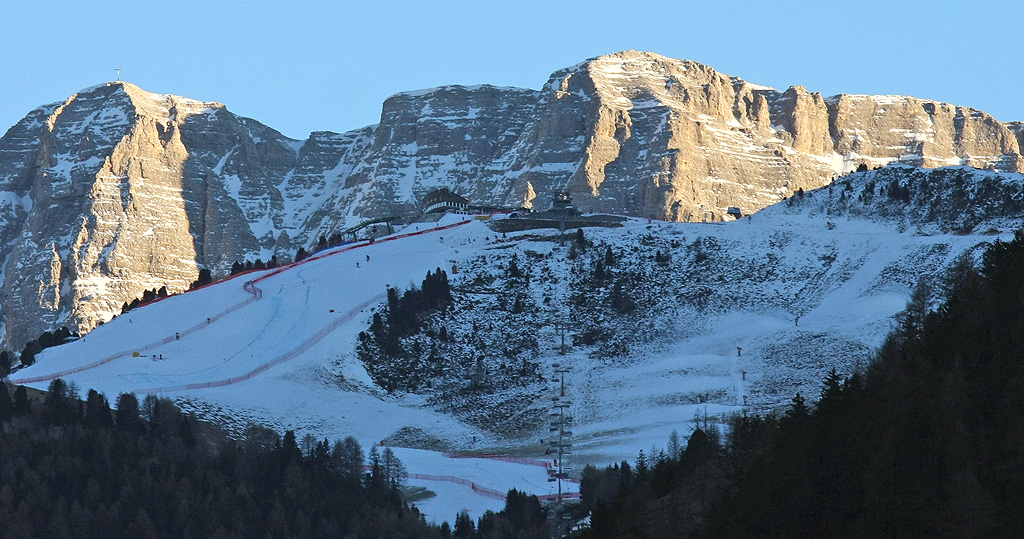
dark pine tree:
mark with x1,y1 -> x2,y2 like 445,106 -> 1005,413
453,511 -> 475,539
508,255 -> 523,279
191,267 -> 213,289
0,382 -> 12,422
610,279 -> 636,313
594,259 -> 606,284
13,385 -> 30,415
43,378 -> 78,426
115,392 -> 143,433
84,389 -> 113,428
20,340 -> 41,367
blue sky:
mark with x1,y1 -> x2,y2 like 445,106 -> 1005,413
2,1 -> 1021,140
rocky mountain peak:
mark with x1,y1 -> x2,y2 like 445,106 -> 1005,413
115,81 -> 224,114
0,52 -> 1022,352
0,81 -> 302,349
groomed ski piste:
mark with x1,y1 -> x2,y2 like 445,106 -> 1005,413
11,196 -> 1010,523
13,214 -> 576,521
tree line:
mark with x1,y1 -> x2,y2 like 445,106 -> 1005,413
0,380 -> 435,538
1,375 -> 554,538
357,268 -> 453,392
5,327 -> 77,370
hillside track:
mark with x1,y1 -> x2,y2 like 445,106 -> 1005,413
10,219 -> 470,386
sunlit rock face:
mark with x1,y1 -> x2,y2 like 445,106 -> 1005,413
0,82 -> 300,348
522,51 -> 1020,220
0,51 -> 1021,349
317,50 -> 1020,225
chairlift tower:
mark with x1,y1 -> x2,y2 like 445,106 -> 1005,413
547,362 -> 573,503
554,320 -> 568,355
554,363 -> 570,397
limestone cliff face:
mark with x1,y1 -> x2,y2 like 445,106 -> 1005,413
520,51 -> 1021,220
297,84 -> 543,240
327,50 -> 1020,225
0,83 -> 300,348
1009,122 -> 1024,156
0,51 -> 1021,350
826,94 -> 1020,170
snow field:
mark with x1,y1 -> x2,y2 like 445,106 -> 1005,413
11,202 -> 1008,522
15,215 -> 577,522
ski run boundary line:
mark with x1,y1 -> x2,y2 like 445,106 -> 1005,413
11,219 -> 470,386
8,294 -> 262,385
138,294 -> 384,394
403,472 -> 580,503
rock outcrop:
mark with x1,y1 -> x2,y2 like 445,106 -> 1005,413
318,51 -> 1020,225
0,51 -> 1021,350
0,83 -> 300,347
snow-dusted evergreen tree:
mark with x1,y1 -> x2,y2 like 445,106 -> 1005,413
382,447 -> 406,487
667,429 -> 682,461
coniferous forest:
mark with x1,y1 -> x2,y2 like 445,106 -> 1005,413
0,382 -> 440,538
6,229 -> 1024,536
578,229 -> 1024,538
357,268 -> 454,392
0,379 -> 552,538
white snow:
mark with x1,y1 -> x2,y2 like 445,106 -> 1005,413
11,193 -> 1013,521
13,215 -> 575,523
393,85 -> 529,99
0,191 -> 31,211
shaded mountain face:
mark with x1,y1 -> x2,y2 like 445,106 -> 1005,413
0,82 -> 303,349
0,50 -> 1021,350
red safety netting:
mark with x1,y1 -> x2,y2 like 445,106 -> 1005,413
11,219 -> 470,386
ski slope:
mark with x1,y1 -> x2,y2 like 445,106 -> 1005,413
11,199 -> 1008,522
13,214 -> 577,523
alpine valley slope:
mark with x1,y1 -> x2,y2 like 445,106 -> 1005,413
12,165 -> 1024,519
1,50 -> 1022,350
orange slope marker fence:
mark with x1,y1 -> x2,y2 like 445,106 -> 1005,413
138,293 -> 383,394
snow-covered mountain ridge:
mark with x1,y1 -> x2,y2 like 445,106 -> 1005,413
0,50 -> 1021,351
